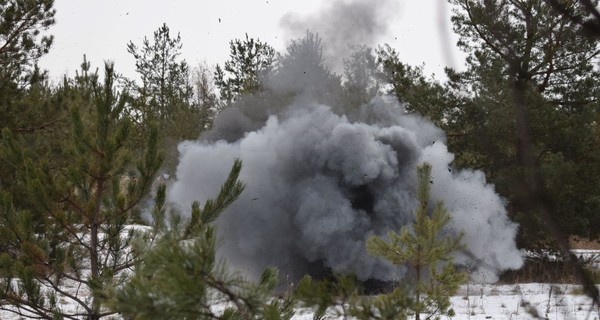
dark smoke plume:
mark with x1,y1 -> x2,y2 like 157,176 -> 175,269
167,32 -> 523,283
168,4 -> 523,282
169,96 -> 523,282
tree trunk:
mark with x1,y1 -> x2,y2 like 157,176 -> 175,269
510,76 -> 600,305
415,265 -> 421,320
89,177 -> 105,320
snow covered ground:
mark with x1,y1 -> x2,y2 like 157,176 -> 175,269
288,283 -> 600,320
2,251 -> 599,319
2,282 -> 598,319
448,283 -> 598,320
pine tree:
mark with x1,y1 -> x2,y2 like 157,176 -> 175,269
127,23 -> 193,122
272,31 -> 341,99
545,0 -> 600,37
0,0 -> 55,85
446,0 -> 600,243
105,160 -> 295,320
127,23 -> 208,173
191,61 -> 220,125
293,272 -> 419,320
214,34 -> 275,103
366,163 -> 466,320
446,0 -> 600,304
376,45 -> 456,128
0,61 -> 163,319
0,0 -> 63,212
340,45 -> 381,110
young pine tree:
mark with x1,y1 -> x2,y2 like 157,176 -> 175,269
127,23 -> 210,174
0,61 -> 162,319
366,162 -> 466,320
105,160 -> 295,320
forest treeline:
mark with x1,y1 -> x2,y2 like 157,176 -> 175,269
0,0 -> 599,319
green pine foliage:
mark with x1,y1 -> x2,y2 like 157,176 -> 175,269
0,0 -> 55,84
106,160 -> 295,320
0,0 -> 65,215
0,60 -> 163,320
376,44 -> 456,128
445,0 -> 600,246
294,274 -> 363,320
215,34 -> 275,103
352,287 -> 414,320
292,270 -> 415,320
0,77 -> 68,221
126,23 -> 213,174
127,23 -> 193,122
366,163 -> 466,320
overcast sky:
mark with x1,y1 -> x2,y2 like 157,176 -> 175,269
39,0 -> 465,82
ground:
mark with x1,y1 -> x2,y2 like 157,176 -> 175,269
2,251 -> 599,319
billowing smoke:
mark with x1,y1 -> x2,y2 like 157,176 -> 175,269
167,28 -> 523,283
279,0 -> 399,72
169,96 -> 522,282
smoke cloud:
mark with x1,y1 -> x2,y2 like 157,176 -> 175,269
169,98 -> 523,283
279,0 -> 398,72
167,25 -> 523,283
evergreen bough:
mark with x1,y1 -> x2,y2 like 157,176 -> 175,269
0,61 -> 162,320
366,162 -> 466,320
105,160 -> 295,320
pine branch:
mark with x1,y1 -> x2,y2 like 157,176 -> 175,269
39,275 -> 93,316
10,119 -> 61,134
0,4 -> 40,54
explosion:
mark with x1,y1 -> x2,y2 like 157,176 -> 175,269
168,0 -> 523,283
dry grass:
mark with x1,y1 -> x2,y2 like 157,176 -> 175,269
569,236 -> 600,250
499,256 -> 600,284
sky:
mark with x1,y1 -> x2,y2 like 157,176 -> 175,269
39,0 -> 465,82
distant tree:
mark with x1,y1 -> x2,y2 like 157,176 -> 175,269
191,61 -> 220,127
215,34 -> 275,103
0,0 -> 55,85
127,23 -> 208,172
340,45 -> 381,110
367,163 -> 466,320
270,31 -> 342,108
105,160 -> 295,320
127,23 -> 193,122
0,62 -> 163,320
376,45 -> 457,127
